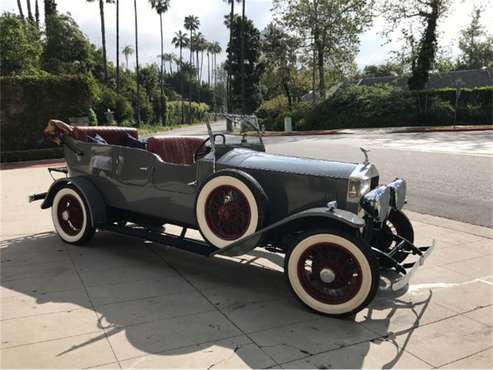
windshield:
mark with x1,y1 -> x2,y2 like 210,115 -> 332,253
205,113 -> 264,147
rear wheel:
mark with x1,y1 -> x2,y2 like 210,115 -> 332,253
52,186 -> 95,245
285,229 -> 379,316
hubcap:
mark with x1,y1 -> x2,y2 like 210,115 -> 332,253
62,210 -> 70,221
57,194 -> 84,236
320,268 -> 336,283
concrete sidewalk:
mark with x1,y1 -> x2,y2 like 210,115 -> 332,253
1,167 -> 492,369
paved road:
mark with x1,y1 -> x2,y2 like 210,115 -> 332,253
165,122 -> 493,227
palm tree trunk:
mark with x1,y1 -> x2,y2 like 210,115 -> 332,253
17,0 -> 24,19
240,0 -> 246,114
116,0 -> 120,92
35,0 -> 40,27
26,0 -> 34,22
159,12 -> 165,126
207,51 -> 210,87
134,0 -> 141,125
189,30 -> 193,124
180,44 -> 184,124
213,52 -> 216,113
227,0 -> 234,114
99,0 -> 108,83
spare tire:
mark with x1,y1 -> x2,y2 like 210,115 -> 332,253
195,169 -> 267,248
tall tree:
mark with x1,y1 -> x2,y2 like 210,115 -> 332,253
26,0 -> 34,23
87,0 -> 113,84
184,15 -> 200,123
16,0 -> 24,19
150,0 -> 171,126
380,0 -> 450,90
240,0 -> 246,113
35,0 -> 40,27
115,0 -> 120,91
134,0 -> 141,124
122,45 -> 134,69
210,41 -> 222,112
44,0 -> 57,19
261,23 -> 300,107
457,7 -> 493,70
225,15 -> 261,113
223,0 -> 241,113
172,30 -> 189,124
274,0 -> 373,100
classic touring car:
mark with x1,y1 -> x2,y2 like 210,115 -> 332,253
30,116 -> 433,316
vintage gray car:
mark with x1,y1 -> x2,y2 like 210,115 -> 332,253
30,116 -> 433,316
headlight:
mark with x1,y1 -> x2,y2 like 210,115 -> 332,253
389,178 -> 407,210
348,178 -> 371,199
360,186 -> 391,222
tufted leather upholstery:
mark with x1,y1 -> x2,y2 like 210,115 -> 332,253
72,126 -> 138,146
147,136 -> 206,165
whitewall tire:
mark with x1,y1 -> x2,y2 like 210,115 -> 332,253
285,230 -> 379,316
52,187 -> 95,245
196,173 -> 264,248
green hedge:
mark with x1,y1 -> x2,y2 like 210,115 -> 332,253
301,85 -> 493,130
167,101 -> 209,124
256,96 -> 310,131
1,75 -> 95,160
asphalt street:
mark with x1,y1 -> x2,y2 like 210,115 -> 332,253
166,121 -> 493,228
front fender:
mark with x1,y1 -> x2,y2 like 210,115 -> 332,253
41,177 -> 107,227
211,207 -> 365,257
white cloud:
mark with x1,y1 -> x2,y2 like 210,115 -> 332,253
2,0 -> 492,70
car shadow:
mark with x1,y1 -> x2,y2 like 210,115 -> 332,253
1,231 -> 431,368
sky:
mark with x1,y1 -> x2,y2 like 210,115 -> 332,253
2,0 -> 492,71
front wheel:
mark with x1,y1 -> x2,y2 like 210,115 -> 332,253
52,186 -> 95,245
285,229 -> 379,316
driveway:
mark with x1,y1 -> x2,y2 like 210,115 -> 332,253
1,164 -> 492,369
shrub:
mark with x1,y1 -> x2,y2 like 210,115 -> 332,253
167,101 -> 209,125
0,75 -> 95,159
95,88 -> 133,125
256,96 -> 311,131
302,85 -> 493,130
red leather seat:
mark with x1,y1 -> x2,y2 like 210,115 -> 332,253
72,126 -> 138,146
147,136 -> 205,165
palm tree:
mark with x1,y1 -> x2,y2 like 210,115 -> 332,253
115,0 -> 120,91
26,0 -> 34,22
210,42 -> 222,113
150,0 -> 171,126
16,0 -> 24,19
133,0 -> 141,124
35,0 -> 40,27
122,45 -> 134,70
206,42 -> 213,87
87,0 -> 113,84
223,0 -> 241,114
184,15 -> 200,124
240,0 -> 246,114
172,30 -> 189,124
160,53 -> 175,74
192,32 -> 206,82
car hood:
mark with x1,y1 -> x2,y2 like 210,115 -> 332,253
217,148 -> 358,180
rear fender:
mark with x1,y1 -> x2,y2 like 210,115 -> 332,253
212,207 -> 365,257
41,177 -> 107,227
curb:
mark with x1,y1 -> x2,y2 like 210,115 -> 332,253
257,126 -> 493,137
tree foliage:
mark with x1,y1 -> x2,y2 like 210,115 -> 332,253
225,15 -> 262,113
457,7 -> 493,70
0,13 -> 43,76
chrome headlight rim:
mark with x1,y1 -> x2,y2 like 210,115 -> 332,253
360,185 -> 391,222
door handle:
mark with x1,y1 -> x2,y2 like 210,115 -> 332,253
139,167 -> 148,171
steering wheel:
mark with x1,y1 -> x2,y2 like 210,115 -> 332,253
193,134 -> 226,162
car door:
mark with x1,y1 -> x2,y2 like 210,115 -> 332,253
116,146 -> 155,186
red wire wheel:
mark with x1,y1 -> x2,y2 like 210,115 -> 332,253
196,171 -> 266,248
52,186 -> 94,245
297,243 -> 363,305
286,230 -> 379,316
56,194 -> 85,236
205,185 -> 251,241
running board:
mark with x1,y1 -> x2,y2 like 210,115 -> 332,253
103,224 -> 218,256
